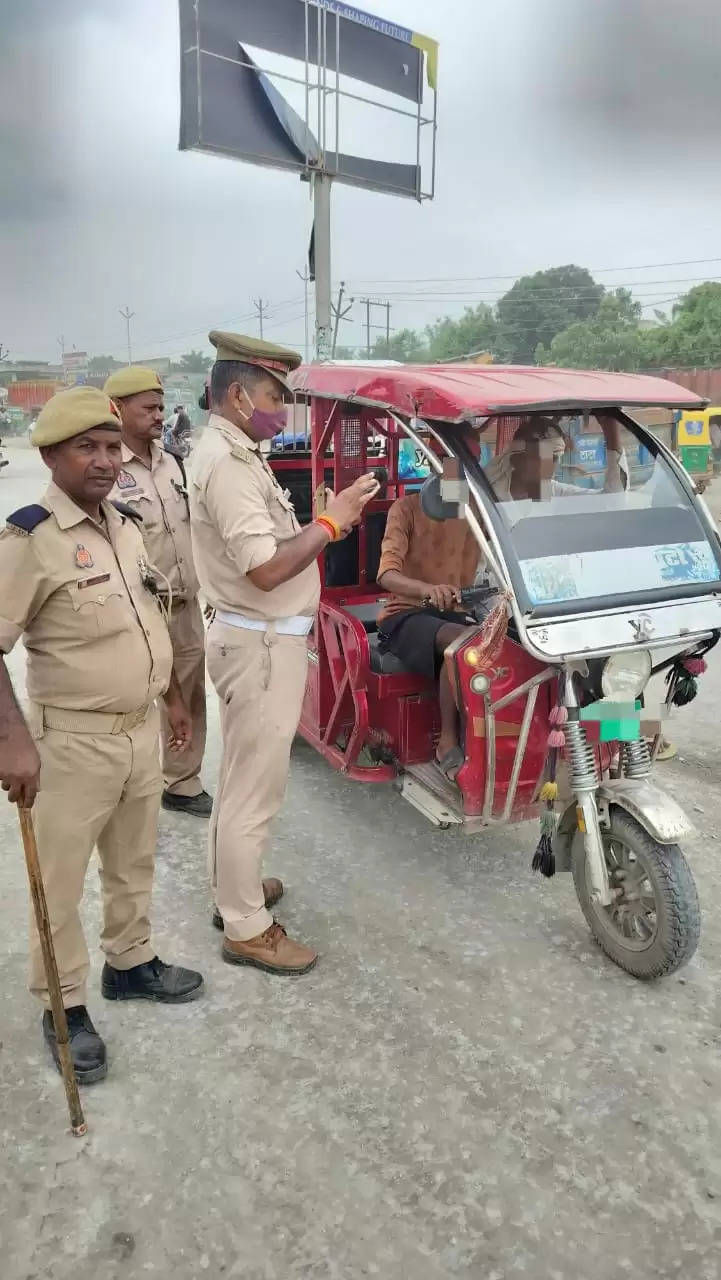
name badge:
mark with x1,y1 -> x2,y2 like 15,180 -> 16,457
77,573 -> 111,589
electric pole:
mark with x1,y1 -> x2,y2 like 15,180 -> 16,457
330,282 -> 354,358
358,299 -> 392,358
0,343 -> 9,364
253,298 -> 268,340
119,307 -> 135,364
295,269 -> 311,362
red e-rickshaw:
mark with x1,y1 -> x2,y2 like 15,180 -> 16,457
270,363 -> 721,980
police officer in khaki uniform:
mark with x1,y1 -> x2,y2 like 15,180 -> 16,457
104,366 -> 212,817
190,332 -> 378,974
0,386 -> 203,1084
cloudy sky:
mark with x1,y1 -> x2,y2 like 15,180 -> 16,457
2,0 -> 721,363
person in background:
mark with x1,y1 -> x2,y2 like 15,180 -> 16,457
104,367 -> 212,817
0,386 -> 203,1084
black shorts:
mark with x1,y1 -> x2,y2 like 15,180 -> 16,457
377,607 -> 472,681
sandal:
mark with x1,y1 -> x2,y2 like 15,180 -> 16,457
435,745 -> 464,781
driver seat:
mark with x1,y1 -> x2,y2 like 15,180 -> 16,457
368,632 -> 412,675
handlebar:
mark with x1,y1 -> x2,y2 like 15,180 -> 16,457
420,584 -> 500,610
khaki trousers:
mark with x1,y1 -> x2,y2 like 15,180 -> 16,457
161,596 -> 207,797
206,621 -> 309,941
29,709 -> 161,1009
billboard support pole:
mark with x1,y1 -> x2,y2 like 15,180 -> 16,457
313,172 -> 332,362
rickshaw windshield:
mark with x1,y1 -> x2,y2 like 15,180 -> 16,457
468,411 -> 721,613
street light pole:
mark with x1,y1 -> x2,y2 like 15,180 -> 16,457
296,268 -> 311,363
119,307 -> 135,365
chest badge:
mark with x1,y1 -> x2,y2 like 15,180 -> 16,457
75,543 -> 94,570
117,469 -> 137,490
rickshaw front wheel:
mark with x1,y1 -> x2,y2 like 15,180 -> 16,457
572,809 -> 700,980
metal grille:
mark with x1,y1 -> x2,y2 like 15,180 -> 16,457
336,413 -> 365,488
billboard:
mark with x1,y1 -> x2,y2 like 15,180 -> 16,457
178,0 -> 437,200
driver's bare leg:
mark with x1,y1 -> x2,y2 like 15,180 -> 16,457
434,623 -> 474,775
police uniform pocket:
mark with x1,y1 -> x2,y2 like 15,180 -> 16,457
67,578 -> 129,639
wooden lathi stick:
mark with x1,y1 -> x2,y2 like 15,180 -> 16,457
18,807 -> 87,1136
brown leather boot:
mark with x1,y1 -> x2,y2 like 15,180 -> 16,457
212,878 -> 283,931
222,922 -> 318,975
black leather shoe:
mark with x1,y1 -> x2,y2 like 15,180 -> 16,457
42,1005 -> 107,1084
161,790 -> 213,817
101,956 -> 204,1003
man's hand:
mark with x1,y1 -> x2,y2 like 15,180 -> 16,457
421,583 -> 462,612
164,696 -> 192,753
325,474 -> 380,535
0,729 -> 41,807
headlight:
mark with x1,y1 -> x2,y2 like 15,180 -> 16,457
470,672 -> 491,694
601,650 -> 652,699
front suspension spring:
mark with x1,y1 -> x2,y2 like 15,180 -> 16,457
564,716 -> 599,791
624,737 -> 652,779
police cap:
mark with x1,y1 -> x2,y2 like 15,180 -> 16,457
103,366 -> 164,399
208,331 -> 301,397
31,386 -> 122,448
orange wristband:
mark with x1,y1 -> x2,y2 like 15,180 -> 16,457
315,514 -> 341,542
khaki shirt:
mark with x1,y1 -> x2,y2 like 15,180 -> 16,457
190,414 -> 320,620
109,441 -> 198,599
0,483 -> 172,712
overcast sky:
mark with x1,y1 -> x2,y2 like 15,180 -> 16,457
2,0 -> 721,363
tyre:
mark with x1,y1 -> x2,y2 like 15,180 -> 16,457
572,807 -> 700,980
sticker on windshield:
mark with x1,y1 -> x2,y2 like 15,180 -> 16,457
654,543 -> 718,583
522,559 -> 579,604
520,541 -> 719,606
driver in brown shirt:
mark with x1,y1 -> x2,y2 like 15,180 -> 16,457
377,492 -> 479,780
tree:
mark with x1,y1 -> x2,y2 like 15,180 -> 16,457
496,265 -> 605,364
425,303 -> 497,362
643,283 -> 721,368
88,354 -> 121,373
173,349 -> 212,373
370,328 -> 429,362
537,289 -> 643,370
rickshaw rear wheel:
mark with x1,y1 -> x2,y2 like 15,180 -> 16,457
572,809 -> 700,980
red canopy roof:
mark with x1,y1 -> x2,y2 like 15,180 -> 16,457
289,362 -> 705,420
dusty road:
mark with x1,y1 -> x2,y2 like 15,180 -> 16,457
2,444 -> 721,1280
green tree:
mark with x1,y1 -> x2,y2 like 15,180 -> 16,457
370,328 -> 429,362
643,283 -> 721,368
537,289 -> 643,370
497,265 -> 604,364
88,354 -> 121,373
173,349 -> 212,373
425,303 -> 497,362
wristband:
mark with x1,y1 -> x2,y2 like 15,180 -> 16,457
315,514 -> 342,542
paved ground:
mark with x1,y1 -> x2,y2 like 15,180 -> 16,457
2,444 -> 721,1280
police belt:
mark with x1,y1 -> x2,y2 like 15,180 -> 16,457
213,608 -> 314,637
41,705 -> 151,735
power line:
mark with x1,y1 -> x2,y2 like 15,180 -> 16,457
342,256 -> 721,288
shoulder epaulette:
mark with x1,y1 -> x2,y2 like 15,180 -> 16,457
5,504 -> 51,535
112,500 -> 143,524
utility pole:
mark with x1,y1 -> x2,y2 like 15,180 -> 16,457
57,335 -> 66,359
295,269 -> 311,362
253,298 -> 268,340
358,298 -> 392,358
313,172 -> 332,361
0,343 -> 9,364
330,282 -> 354,358
119,306 -> 135,364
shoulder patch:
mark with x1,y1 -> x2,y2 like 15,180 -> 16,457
6,504 -> 51,535
229,443 -> 255,464
111,500 -> 143,524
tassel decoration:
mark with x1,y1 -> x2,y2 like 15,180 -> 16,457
548,705 -> 568,726
539,781 -> 558,803
684,657 -> 707,676
547,728 -> 566,749
531,807 -> 556,877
